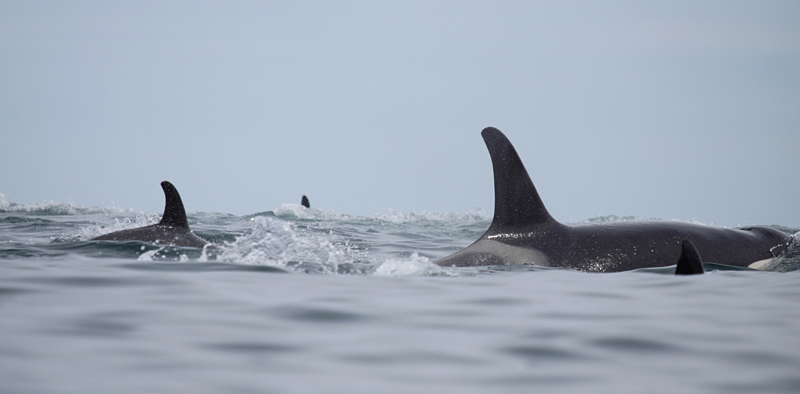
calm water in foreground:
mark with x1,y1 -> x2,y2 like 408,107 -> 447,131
1,198 -> 799,393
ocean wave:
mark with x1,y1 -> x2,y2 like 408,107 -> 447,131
270,205 -> 490,225
0,195 -> 133,216
272,203 -> 347,221
371,208 -> 490,224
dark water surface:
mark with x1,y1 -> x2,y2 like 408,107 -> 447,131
1,199 -> 799,393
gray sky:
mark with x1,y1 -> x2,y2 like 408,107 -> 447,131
1,1 -> 798,227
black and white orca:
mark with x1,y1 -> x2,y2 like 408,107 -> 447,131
92,181 -> 208,248
434,127 -> 791,272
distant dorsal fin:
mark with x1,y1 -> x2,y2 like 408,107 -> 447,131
481,127 -> 556,233
301,195 -> 310,208
158,181 -> 190,228
675,239 -> 704,275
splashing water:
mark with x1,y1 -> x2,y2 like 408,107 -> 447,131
373,252 -> 457,277
219,216 -> 345,274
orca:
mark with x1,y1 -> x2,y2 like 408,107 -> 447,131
675,240 -> 705,275
92,181 -> 209,248
434,127 -> 791,272
301,195 -> 310,208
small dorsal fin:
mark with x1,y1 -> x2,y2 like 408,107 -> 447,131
158,181 -> 190,228
481,127 -> 556,233
301,195 -> 310,208
675,239 -> 704,275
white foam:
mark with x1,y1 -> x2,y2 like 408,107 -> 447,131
2,200 -> 81,215
264,206 -> 489,227
0,193 -> 9,210
137,248 -> 161,261
220,216 -> 343,273
273,203 -> 341,220
372,208 -> 490,224
0,196 -> 132,216
373,252 -> 457,277
198,244 -> 212,262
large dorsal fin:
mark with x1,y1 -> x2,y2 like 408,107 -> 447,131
158,181 -> 190,228
301,195 -> 310,208
675,239 -> 705,275
481,127 -> 556,233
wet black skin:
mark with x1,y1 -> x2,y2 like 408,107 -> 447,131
675,240 -> 705,275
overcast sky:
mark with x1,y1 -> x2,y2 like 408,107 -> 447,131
1,1 -> 798,227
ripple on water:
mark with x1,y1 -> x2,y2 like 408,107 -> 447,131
502,344 -> 591,363
0,286 -> 38,297
460,296 -> 530,306
204,342 -> 300,355
340,350 -> 483,366
272,306 -> 371,324
47,312 -> 142,338
589,336 -> 682,354
714,377 -> 800,394
718,350 -> 795,367
119,262 -> 288,274
19,275 -> 178,288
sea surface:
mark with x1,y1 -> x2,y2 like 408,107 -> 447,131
1,196 -> 799,394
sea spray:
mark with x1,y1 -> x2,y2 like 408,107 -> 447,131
220,216 -> 344,274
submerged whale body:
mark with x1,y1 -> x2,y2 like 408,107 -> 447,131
434,127 -> 791,272
92,181 -> 208,248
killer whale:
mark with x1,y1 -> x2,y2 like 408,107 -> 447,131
92,181 -> 208,248
434,127 -> 791,272
301,195 -> 310,208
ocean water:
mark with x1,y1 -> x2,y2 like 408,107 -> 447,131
1,197 -> 799,394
